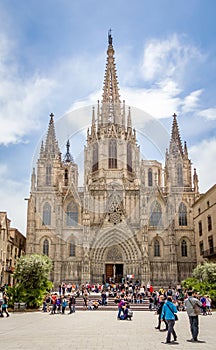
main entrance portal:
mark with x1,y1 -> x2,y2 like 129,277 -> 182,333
105,263 -> 123,283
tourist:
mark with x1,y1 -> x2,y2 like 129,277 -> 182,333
185,290 -> 202,342
1,293 -> 10,317
117,297 -> 125,320
206,295 -> 212,315
155,295 -> 168,331
160,296 -> 178,344
61,297 -> 68,314
69,293 -> 76,314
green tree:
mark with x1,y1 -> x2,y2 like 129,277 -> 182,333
8,254 -> 53,308
182,262 -> 216,304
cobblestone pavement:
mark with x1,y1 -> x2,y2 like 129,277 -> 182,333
0,310 -> 215,350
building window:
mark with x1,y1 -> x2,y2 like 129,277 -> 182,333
127,143 -> 132,172
108,139 -> 117,168
207,216 -> 212,231
207,201 -> 210,208
181,240 -> 187,257
177,163 -> 183,186
69,242 -> 76,257
154,239 -> 160,257
43,239 -> 49,256
150,201 -> 162,227
66,202 -> 78,226
199,241 -> 204,256
208,236 -> 214,254
179,202 -> 187,226
198,221 -> 202,236
198,208 -> 201,214
42,203 -> 51,226
92,142 -> 98,172
46,165 -> 52,185
148,168 -> 153,187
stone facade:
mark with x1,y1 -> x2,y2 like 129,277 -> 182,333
26,34 -> 200,288
0,212 -> 26,285
193,184 -> 216,263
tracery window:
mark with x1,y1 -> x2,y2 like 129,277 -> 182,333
92,142 -> 98,172
148,168 -> 153,187
43,239 -> 49,256
150,201 -> 162,227
42,202 -> 51,226
181,240 -> 187,257
66,202 -> 78,226
179,202 -> 187,226
177,163 -> 183,186
127,143 -> 132,172
46,165 -> 52,185
154,239 -> 160,257
108,139 -> 117,169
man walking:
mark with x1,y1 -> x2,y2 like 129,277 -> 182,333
185,290 -> 202,342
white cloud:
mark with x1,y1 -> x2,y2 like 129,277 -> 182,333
141,34 -> 202,82
0,34 -> 56,145
181,89 -> 203,113
198,108 -> 216,120
189,138 -> 216,193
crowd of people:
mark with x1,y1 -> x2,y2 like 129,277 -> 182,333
40,281 -> 212,317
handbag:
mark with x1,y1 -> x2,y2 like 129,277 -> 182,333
166,303 -> 178,321
188,298 -> 201,315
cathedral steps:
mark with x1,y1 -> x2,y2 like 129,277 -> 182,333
72,295 -> 151,311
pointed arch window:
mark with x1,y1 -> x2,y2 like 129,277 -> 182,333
179,202 -> 187,226
92,142 -> 99,172
150,201 -> 162,227
154,239 -> 160,257
177,163 -> 183,186
127,143 -> 132,172
148,168 -> 153,187
181,240 -> 187,257
66,202 -> 78,226
46,165 -> 52,185
69,242 -> 76,257
108,139 -> 117,168
43,203 -> 51,226
43,239 -> 49,256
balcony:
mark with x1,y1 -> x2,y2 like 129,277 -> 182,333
5,266 -> 14,273
203,247 -> 216,259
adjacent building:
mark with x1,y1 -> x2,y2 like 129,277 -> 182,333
0,212 -> 26,286
26,33 -> 200,288
193,184 -> 216,263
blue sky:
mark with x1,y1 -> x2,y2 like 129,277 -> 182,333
0,0 -> 215,234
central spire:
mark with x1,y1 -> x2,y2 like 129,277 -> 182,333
101,30 -> 121,125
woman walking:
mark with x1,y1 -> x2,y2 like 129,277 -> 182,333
160,296 -> 177,344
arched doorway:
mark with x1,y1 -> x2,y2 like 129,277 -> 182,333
105,245 -> 123,283
105,263 -> 123,283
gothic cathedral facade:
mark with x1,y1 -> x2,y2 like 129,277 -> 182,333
26,33 -> 200,288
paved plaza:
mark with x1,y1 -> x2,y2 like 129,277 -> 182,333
0,310 -> 215,350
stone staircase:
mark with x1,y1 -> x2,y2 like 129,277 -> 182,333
73,293 -> 151,311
